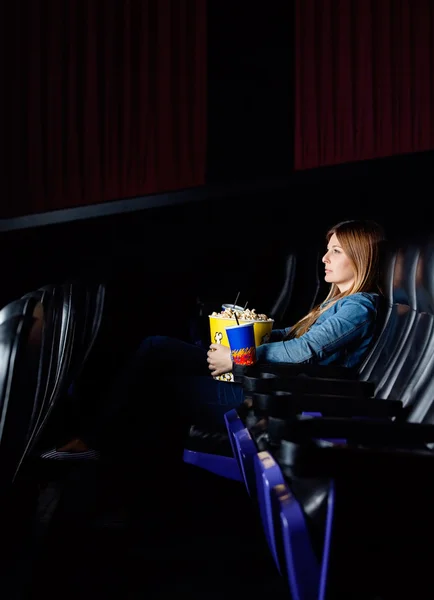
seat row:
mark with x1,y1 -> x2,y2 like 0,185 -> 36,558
0,280 -> 105,591
185,235 -> 434,599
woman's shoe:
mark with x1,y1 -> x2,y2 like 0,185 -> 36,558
40,438 -> 100,461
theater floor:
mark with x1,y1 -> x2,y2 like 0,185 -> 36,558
23,461 -> 287,599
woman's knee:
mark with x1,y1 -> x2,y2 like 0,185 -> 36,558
135,335 -> 208,376
137,335 -> 171,354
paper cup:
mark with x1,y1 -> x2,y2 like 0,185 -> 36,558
226,322 -> 256,366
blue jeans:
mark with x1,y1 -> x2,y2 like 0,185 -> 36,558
83,335 -> 245,451
136,335 -> 245,424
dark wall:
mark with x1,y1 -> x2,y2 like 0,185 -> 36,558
3,158 -> 433,318
207,0 -> 293,182
0,188 -> 298,359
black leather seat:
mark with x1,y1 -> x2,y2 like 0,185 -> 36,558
0,307 -> 48,590
0,281 -> 106,593
187,241 -> 401,450
187,239 -> 434,455
18,284 -> 73,461
253,235 -> 434,455
6,281 -> 105,464
273,438 -> 434,598
0,285 -> 93,590
0,292 -> 51,452
267,253 -> 297,327
0,303 -> 44,498
242,239 -> 426,415
357,240 -> 420,392
68,281 -> 106,383
385,237 -> 434,421
24,281 -> 106,456
289,236 -> 434,423
0,294 -> 39,326
267,244 -> 322,329
254,238 -> 434,598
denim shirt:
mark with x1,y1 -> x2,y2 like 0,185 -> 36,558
255,292 -> 380,369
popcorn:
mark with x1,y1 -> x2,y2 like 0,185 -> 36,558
210,307 -> 271,322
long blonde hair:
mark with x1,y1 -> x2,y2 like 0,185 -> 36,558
286,219 -> 386,340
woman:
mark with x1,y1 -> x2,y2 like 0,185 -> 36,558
56,218 -> 386,456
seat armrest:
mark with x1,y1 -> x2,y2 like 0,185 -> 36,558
251,362 -> 358,380
233,362 -> 358,382
287,416 -> 434,446
252,392 -> 403,419
243,372 -> 375,398
277,438 -> 434,481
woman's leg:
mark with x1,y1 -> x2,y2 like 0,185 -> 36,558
180,375 -> 244,430
79,335 -> 243,452
133,335 -> 211,377
131,336 -> 245,429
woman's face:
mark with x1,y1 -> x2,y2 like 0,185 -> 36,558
322,233 -> 355,293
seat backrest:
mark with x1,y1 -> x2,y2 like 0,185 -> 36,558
23,281 -> 106,457
78,282 -> 106,366
268,245 -> 322,329
315,235 -> 434,426
354,241 -> 398,379
267,254 -> 297,327
0,294 -> 39,326
19,285 -> 67,460
0,294 -> 50,454
15,282 -> 78,462
0,305 -> 44,491
388,237 -> 434,423
358,241 -> 420,393
373,239 -> 431,402
64,281 -> 106,385
51,280 -> 89,397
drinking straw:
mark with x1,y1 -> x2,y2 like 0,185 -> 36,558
233,291 -> 240,308
234,312 -> 240,326
243,301 -> 248,310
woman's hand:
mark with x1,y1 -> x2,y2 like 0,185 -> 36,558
207,344 -> 233,377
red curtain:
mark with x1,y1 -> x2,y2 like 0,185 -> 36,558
295,0 -> 434,170
1,0 -> 206,217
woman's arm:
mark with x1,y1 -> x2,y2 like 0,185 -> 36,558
267,327 -> 291,343
256,295 -> 377,364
